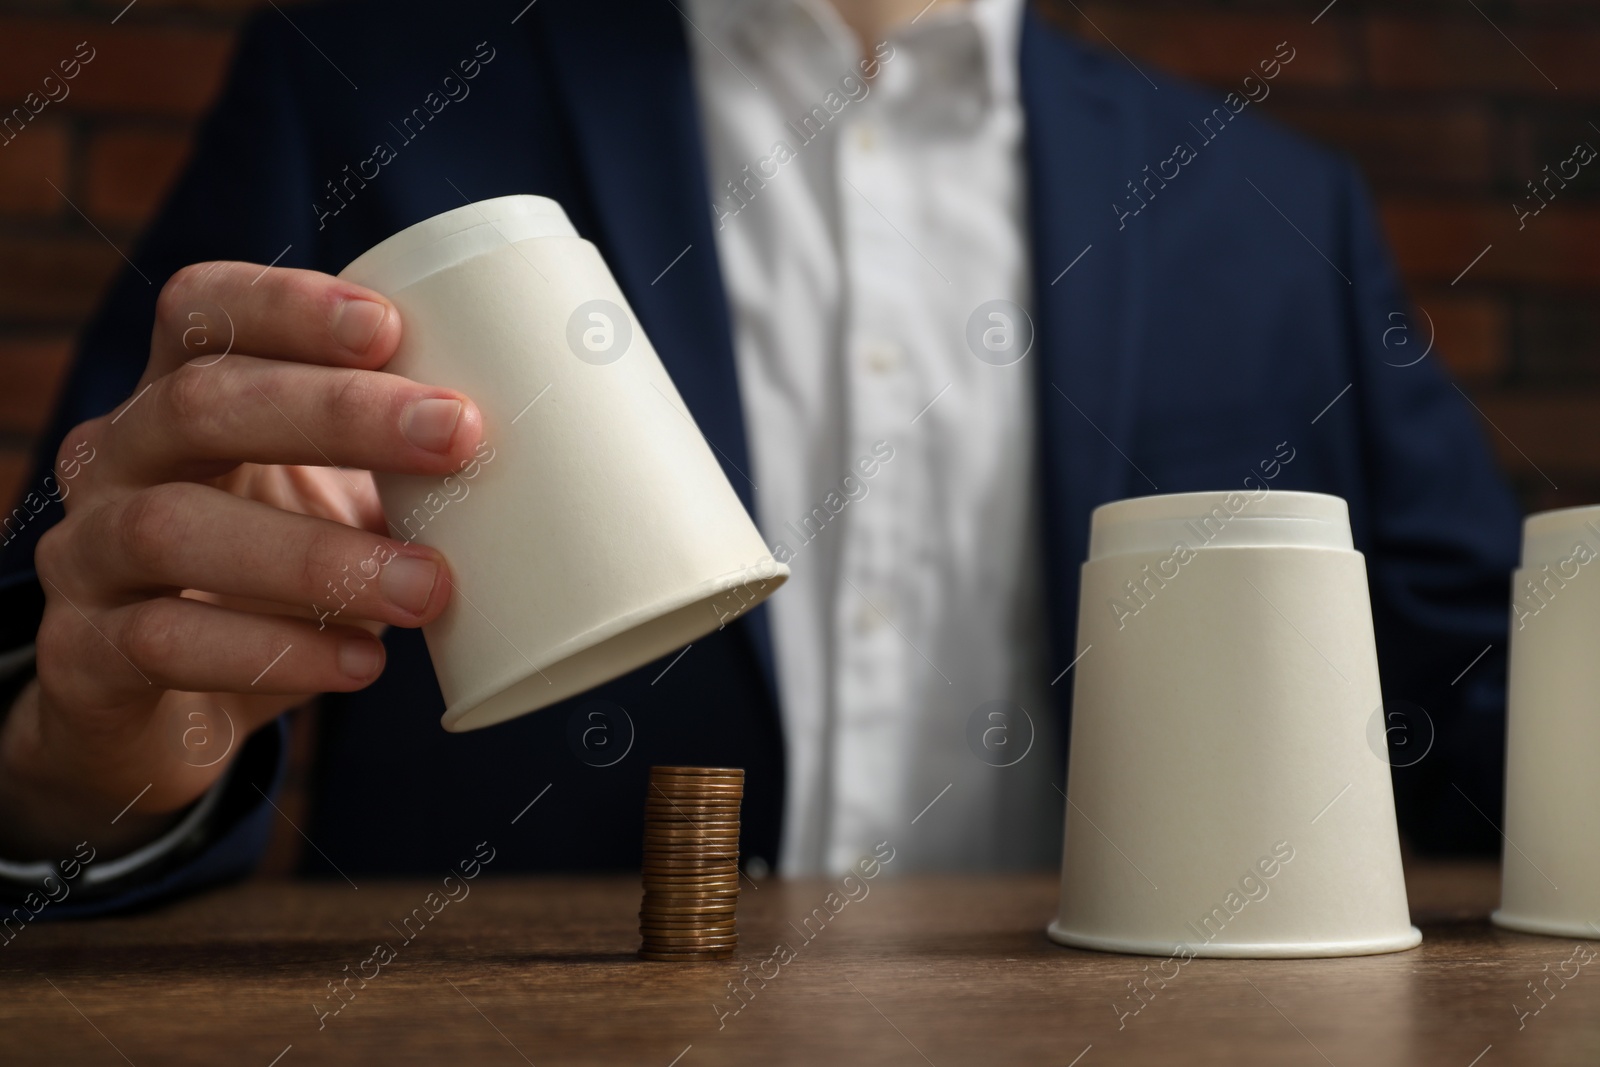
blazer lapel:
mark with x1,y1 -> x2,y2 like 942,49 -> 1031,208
530,0 -> 780,697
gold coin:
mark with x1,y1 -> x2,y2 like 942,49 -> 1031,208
646,795 -> 744,806
647,778 -> 745,790
643,831 -> 741,841
639,928 -> 737,936
641,845 -> 741,857
641,894 -> 739,905
648,767 -> 744,777
643,814 -> 742,825
640,896 -> 740,908
643,857 -> 739,868
646,780 -> 745,790
641,932 -> 737,942
644,801 -> 743,809
639,915 -> 738,928
648,779 -> 744,789
642,836 -> 741,846
646,767 -> 745,777
642,807 -> 743,818
638,949 -> 736,961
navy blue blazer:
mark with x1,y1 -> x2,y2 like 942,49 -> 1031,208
0,0 -> 1521,912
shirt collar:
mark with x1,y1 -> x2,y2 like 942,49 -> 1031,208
684,0 -> 1024,108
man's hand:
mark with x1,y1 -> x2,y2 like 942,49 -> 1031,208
0,262 -> 483,860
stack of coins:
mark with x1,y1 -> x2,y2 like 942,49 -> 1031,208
639,766 -> 744,961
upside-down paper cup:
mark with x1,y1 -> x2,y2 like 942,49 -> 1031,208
1048,490 -> 1420,957
1493,504 -> 1600,939
340,196 -> 786,732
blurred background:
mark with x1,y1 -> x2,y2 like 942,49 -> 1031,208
0,0 -> 1595,513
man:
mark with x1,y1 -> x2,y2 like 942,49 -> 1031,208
0,0 -> 1520,914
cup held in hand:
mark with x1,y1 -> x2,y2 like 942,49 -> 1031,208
340,196 -> 786,731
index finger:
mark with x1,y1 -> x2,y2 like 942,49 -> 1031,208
147,262 -> 402,381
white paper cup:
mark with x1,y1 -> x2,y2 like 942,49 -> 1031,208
340,196 -> 786,732
1048,490 -> 1420,957
1493,504 -> 1600,939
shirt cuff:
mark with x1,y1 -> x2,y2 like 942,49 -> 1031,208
0,764 -> 234,890
0,642 -> 240,904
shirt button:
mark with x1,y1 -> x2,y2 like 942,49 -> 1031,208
860,338 -> 902,374
853,597 -> 887,633
854,122 -> 878,152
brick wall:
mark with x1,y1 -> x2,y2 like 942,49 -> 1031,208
1,0 -> 1595,516
0,0 -> 239,504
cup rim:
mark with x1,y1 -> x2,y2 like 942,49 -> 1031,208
1491,909 -> 1600,940
1088,489 -> 1352,560
1046,919 -> 1423,958
440,557 -> 790,732
339,194 -> 578,294
1521,503 -> 1600,569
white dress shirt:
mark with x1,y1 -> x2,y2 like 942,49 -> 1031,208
685,0 -> 1061,874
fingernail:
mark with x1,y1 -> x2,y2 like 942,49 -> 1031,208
339,639 -> 383,680
403,398 -> 462,453
380,556 -> 438,614
332,298 -> 388,354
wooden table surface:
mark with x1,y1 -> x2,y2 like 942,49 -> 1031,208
3,861 -> 1597,1065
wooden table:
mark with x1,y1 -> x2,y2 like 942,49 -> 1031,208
3,861 -> 1597,1065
